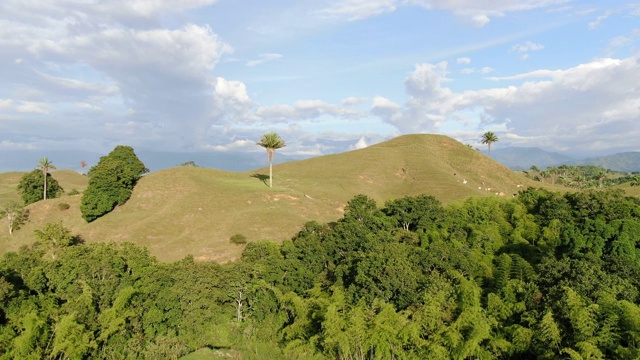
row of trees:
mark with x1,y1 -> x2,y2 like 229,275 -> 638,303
526,164 -> 640,189
2,188 -> 640,358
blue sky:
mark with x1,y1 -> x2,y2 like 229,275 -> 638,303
1,0 -> 639,159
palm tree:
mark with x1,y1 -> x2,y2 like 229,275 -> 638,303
35,157 -> 56,200
257,132 -> 286,188
480,131 -> 499,155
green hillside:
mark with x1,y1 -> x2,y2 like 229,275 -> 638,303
0,134 -> 549,262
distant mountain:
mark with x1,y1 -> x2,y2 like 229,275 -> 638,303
0,149 -> 303,173
487,147 -> 640,173
486,147 -> 575,171
568,152 -> 640,173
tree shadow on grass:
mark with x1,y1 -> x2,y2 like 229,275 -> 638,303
251,173 -> 270,187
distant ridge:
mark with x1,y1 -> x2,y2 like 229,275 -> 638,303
568,152 -> 640,173
488,147 -> 640,173
487,147 -> 575,170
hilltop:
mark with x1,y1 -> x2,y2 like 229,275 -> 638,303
1,134 -> 549,262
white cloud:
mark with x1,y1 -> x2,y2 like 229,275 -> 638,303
350,136 -> 368,150
207,139 -> 256,152
318,0 -> 397,20
319,0 -> 571,26
246,53 -> 283,67
0,99 -> 50,114
256,99 -> 361,123
456,57 -> 472,64
0,140 -> 36,150
342,97 -> 369,106
510,41 -> 544,59
460,66 -> 494,75
588,10 -> 612,30
375,56 -> 640,153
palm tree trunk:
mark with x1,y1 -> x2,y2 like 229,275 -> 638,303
43,170 -> 47,200
269,161 -> 273,188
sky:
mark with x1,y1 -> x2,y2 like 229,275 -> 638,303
1,0 -> 639,160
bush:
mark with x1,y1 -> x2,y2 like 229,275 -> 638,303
58,203 -> 70,211
230,234 -> 247,245
67,188 -> 80,195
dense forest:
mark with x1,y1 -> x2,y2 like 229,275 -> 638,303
2,188 -> 640,359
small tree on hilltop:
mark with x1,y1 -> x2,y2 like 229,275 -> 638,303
17,170 -> 64,205
81,145 -> 148,222
257,132 -> 286,188
481,131 -> 499,156
35,157 -> 57,200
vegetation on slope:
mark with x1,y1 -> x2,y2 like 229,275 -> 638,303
2,188 -> 640,358
0,135 -> 543,262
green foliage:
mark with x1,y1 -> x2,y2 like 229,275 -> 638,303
230,233 -> 247,244
58,202 -> 70,211
17,170 -> 63,205
81,145 -> 148,222
2,190 -> 640,358
481,131 -> 499,154
179,160 -> 199,167
34,222 -> 77,260
67,188 -> 81,195
0,201 -> 25,235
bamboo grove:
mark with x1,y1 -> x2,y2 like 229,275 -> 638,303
2,188 -> 640,359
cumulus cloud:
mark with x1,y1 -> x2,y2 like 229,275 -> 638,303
372,56 -> 640,153
0,0 -> 234,151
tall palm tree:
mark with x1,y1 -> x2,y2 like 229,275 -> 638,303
35,157 -> 56,200
257,132 -> 286,188
480,131 -> 499,156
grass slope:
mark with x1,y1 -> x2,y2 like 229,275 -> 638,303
0,134 -> 545,262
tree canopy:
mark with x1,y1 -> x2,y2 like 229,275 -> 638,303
17,169 -> 63,205
80,145 -> 148,222
2,188 -> 640,358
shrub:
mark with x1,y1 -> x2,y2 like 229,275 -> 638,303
58,203 -> 70,211
230,234 -> 247,245
67,188 -> 80,195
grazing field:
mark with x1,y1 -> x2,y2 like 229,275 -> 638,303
0,134 -> 559,262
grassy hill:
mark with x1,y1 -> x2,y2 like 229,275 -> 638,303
0,134 -> 552,262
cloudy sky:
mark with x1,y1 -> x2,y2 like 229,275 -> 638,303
1,0 -> 639,159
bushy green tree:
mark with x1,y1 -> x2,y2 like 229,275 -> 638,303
80,146 -> 148,222
17,170 -> 63,205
